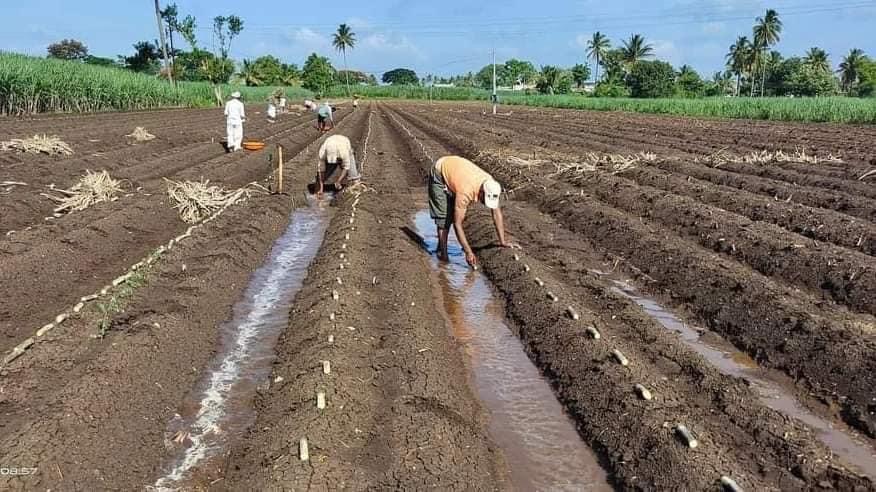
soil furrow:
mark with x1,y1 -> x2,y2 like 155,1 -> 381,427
386,103 -> 876,441
650,159 -> 876,223
383,103 -> 875,489
0,108 -> 369,491
224,108 -> 507,490
0,111 -> 349,355
562,170 -> 876,316
617,165 -> 876,256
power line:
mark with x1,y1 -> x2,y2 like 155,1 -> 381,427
202,0 -> 874,34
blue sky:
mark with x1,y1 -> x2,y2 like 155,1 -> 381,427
2,0 -> 875,78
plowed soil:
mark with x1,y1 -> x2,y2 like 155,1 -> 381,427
1,102 -> 874,491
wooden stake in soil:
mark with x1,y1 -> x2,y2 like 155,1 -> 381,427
634,384 -> 653,401
675,424 -> 698,448
277,145 -> 284,194
585,326 -> 601,339
566,306 -> 580,320
611,349 -> 629,366
720,476 -> 743,492
299,438 -> 310,461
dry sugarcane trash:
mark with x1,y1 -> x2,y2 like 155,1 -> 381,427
164,178 -> 268,224
43,170 -> 122,214
1,135 -> 73,155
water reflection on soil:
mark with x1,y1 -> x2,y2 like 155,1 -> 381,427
603,273 -> 876,478
153,203 -> 330,489
415,210 -> 611,491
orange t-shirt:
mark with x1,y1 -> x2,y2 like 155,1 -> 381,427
438,156 -> 492,211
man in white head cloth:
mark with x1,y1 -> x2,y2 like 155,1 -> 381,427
427,155 -> 512,268
224,91 -> 246,152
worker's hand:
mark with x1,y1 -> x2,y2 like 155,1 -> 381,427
316,190 -> 324,200
465,251 -> 478,268
335,181 -> 344,191
500,241 -> 521,249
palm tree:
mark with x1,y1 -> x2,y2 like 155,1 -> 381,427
332,24 -> 357,96
621,34 -> 653,64
839,48 -> 867,92
537,66 -> 563,95
805,47 -> 830,72
753,9 -> 782,97
726,36 -> 752,96
239,59 -> 262,86
586,32 -> 611,82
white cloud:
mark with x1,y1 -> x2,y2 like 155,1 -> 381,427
702,22 -> 726,35
652,39 -> 680,65
289,27 -> 331,51
345,17 -> 372,30
362,33 -> 424,59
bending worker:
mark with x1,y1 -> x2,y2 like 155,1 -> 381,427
428,155 -> 512,268
317,101 -> 334,132
317,134 -> 360,198
224,91 -> 245,152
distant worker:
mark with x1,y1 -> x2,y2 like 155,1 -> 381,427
279,95 -> 287,114
224,91 -> 245,152
353,95 -> 360,110
316,134 -> 360,198
317,101 -> 334,132
428,156 -> 512,268
304,99 -> 317,112
267,101 -> 277,122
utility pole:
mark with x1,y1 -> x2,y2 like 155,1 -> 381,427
154,0 -> 173,84
491,49 -> 497,115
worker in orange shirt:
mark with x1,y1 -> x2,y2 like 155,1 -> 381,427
428,156 -> 513,268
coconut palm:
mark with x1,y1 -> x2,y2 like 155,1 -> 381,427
621,34 -> 653,64
805,47 -> 830,72
726,36 -> 752,96
239,59 -> 262,86
839,48 -> 867,92
586,32 -> 611,82
753,9 -> 782,96
332,23 -> 357,96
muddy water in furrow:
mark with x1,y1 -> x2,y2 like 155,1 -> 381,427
599,272 -> 876,478
152,202 -> 331,489
414,210 -> 611,491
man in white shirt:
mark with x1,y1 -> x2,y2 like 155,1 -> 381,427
224,92 -> 246,152
316,134 -> 360,198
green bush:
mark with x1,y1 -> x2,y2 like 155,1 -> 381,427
626,60 -> 676,98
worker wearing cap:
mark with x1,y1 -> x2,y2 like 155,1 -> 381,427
224,91 -> 245,152
429,156 -> 511,268
316,134 -> 360,198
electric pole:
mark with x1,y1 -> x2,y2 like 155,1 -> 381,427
492,49 -> 497,115
154,0 -> 173,84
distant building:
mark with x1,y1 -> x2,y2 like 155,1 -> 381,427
433,83 -> 455,88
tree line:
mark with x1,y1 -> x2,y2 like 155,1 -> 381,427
44,5 -> 875,99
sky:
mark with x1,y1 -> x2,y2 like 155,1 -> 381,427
2,0 -> 875,79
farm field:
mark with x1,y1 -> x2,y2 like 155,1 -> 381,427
1,102 -> 875,490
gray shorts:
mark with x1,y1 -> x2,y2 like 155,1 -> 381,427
428,164 -> 454,229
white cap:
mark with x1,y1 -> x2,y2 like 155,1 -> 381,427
231,91 -> 241,98
482,179 -> 502,209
